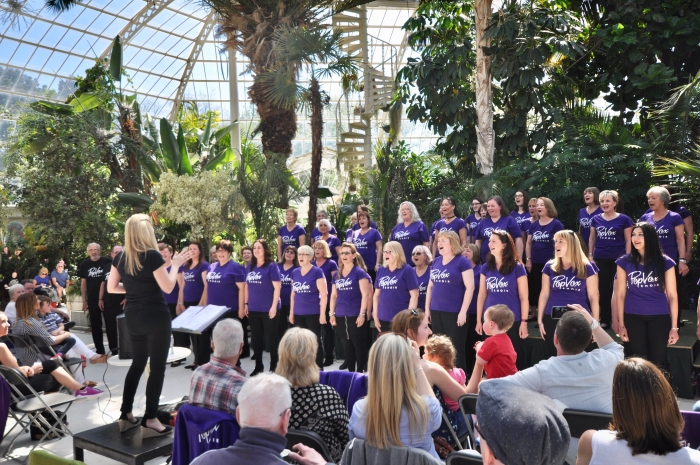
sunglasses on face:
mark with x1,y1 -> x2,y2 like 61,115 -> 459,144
412,252 -> 423,256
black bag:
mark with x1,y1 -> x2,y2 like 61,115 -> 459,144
117,314 -> 133,359
30,410 -> 68,440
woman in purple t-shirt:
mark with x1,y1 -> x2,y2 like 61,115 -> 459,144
243,239 -> 282,375
277,208 -> 306,262
312,240 -> 339,366
464,244 -> 484,373
349,211 -> 382,281
589,189 -> 633,328
330,243 -> 372,372
465,197 -> 484,244
510,190 -> 530,232
537,230 -> 600,357
475,196 -> 524,263
290,245 -> 328,368
390,201 -> 430,266
476,230 -> 529,370
615,223 -> 678,370
639,186 -> 687,270
314,219 -> 341,262
373,241 -> 419,332
578,187 -> 602,242
278,246 -> 300,341
431,197 -> 468,258
425,231 -> 475,371
176,242 -> 208,369
412,245 -> 432,311
526,197 -> 565,310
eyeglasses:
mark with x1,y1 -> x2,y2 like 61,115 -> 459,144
284,250 -> 296,254
383,250 -> 393,254
514,194 -> 524,198
340,252 -> 352,256
412,252 -> 423,256
313,246 -> 324,249
298,253 -> 311,257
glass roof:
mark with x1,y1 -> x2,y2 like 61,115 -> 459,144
0,0 -> 438,157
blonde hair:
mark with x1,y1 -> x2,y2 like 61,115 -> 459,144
599,189 -> 619,204
313,239 -> 332,259
15,293 -> 39,322
383,241 -> 406,268
120,214 -> 159,276
364,334 -> 429,449
275,327 -> 320,387
528,198 -> 539,221
436,230 -> 463,256
285,208 -> 298,220
297,245 -> 314,257
551,230 -> 591,279
424,335 -> 457,371
338,242 -> 367,275
38,267 -> 49,275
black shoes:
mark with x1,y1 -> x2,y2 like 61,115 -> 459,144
251,366 -> 264,377
339,361 -> 348,370
323,359 -> 334,367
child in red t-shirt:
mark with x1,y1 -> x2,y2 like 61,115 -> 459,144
466,304 -> 517,393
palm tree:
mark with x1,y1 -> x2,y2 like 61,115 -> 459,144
475,0 -> 494,175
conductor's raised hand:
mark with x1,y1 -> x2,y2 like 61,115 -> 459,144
171,249 -> 192,268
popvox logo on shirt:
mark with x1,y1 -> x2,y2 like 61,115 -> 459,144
281,235 -> 297,245
378,275 -> 399,289
335,278 -> 353,290
596,226 -> 617,238
655,225 -> 670,237
393,230 -> 410,240
430,269 -> 451,283
532,231 -> 550,242
353,238 -> 368,248
292,281 -> 312,293
207,271 -> 223,283
486,276 -> 509,292
580,217 -> 592,228
418,282 -> 428,295
246,271 -> 263,284
87,267 -> 104,278
551,275 -> 582,291
280,274 -> 293,285
628,270 -> 659,288
482,227 -> 495,238
183,271 -> 197,281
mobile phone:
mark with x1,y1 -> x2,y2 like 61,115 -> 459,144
551,306 -> 571,319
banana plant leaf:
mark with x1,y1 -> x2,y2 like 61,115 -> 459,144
110,36 -> 122,82
69,92 -> 103,112
201,112 -> 213,147
212,121 -> 236,142
30,100 -> 75,115
117,192 -> 154,210
203,147 -> 235,171
159,118 -> 180,173
177,126 -> 193,175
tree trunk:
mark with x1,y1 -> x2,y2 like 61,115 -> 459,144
307,77 -> 323,235
475,0 -> 494,175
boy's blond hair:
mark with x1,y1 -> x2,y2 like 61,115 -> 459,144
485,304 -> 515,332
424,335 -> 457,371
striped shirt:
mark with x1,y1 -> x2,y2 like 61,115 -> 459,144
12,317 -> 54,365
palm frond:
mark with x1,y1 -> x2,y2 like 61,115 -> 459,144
257,68 -> 307,110
45,0 -> 83,13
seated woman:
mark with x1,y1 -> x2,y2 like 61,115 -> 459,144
0,313 -> 102,397
33,267 -> 51,289
276,328 -> 349,463
349,332 -> 442,460
577,357 -> 700,464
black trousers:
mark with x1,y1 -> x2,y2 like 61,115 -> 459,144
167,303 -> 191,348
431,310 -> 468,372
528,262 -> 545,307
322,303 -> 335,363
87,301 -> 105,355
596,258 -> 617,326
279,305 -> 291,341
506,322 -> 527,371
249,311 -> 280,371
624,313 -> 671,371
294,314 -> 324,368
542,314 -> 558,359
185,301 -> 212,366
121,306 -> 171,420
336,316 -> 369,372
465,313 -> 485,373
103,298 -> 124,354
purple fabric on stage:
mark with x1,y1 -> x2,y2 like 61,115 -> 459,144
542,261 -> 596,315
528,219 -> 565,264
278,263 -> 299,307
311,225 -> 338,241
278,224 -> 306,252
390,221 -> 430,262
468,264 -> 483,315
681,411 -> 700,449
207,260 -> 246,310
616,255 -> 675,316
591,214 -> 633,260
639,211 -> 684,260
481,262 -> 527,321
333,266 -> 370,317
375,265 -> 419,321
476,216 -> 522,263
429,255 -> 473,313
349,228 -> 382,269
292,266 -> 325,316
246,263 -> 281,312
312,259 -> 338,297
163,265 -> 179,304
578,206 -> 602,240
181,261 -> 209,303
415,267 -> 431,311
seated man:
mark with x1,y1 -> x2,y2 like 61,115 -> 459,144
502,303 -> 623,414
189,319 -> 246,414
477,379 -> 570,464
3,284 -> 25,324
191,373 -> 293,465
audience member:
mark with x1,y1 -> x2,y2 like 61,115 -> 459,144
79,242 -> 112,354
423,335 -> 464,413
189,319 -> 246,414
4,283 -> 25,324
50,261 -> 69,301
191,374 -> 293,465
34,267 -> 51,289
99,245 -> 125,356
276,328 -> 348,462
577,358 -> 700,464
349,332 -> 442,460
477,379 -> 570,465
501,303 -> 622,413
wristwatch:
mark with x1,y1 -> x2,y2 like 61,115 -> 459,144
590,319 -> 600,330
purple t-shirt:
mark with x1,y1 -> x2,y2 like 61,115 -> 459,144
528,219 -> 565,264
246,262 -> 282,312
430,219 -> 442,238
591,214 -> 634,260
350,228 -> 382,269
415,267 -> 431,311
465,214 -> 481,242
206,260 -> 246,310
639,211 -> 684,260
333,266 -> 370,317
181,261 -> 209,303
510,211 -> 530,227
278,224 -> 306,252
646,206 -> 692,220
432,218 -> 467,257
476,216 -> 522,263
542,261 -> 596,315
390,221 -> 430,263
375,265 -> 419,321
312,259 -> 338,298
520,218 -> 532,234
278,263 -> 299,307
163,265 -> 179,304
292,266 -> 325,316
311,226 -> 338,241
429,255 -> 473,313
468,264 -> 483,315
616,255 -> 675,316
578,206 -> 602,240
481,262 -> 527,321
352,221 -> 378,231
321,235 -> 342,263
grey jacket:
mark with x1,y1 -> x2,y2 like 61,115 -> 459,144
339,438 -> 443,465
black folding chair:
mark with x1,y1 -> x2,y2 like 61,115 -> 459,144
286,429 -> 333,462
458,394 -> 479,450
562,409 -> 612,438
0,365 -> 81,463
446,450 -> 483,464
21,333 -> 83,375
